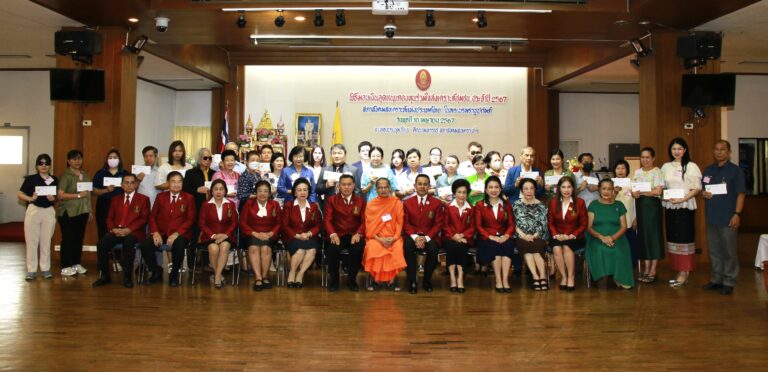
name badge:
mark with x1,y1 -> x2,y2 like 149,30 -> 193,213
674,170 -> 683,177
382,213 -> 392,222
702,176 -> 711,184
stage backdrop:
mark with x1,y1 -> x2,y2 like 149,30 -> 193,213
244,66 -> 527,162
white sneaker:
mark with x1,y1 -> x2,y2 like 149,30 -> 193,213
61,267 -> 77,277
74,264 -> 88,275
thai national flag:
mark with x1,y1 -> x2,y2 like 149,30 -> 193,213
219,106 -> 228,153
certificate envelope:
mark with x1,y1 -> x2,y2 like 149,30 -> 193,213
705,183 -> 728,195
612,178 -> 631,188
212,154 -> 222,165
324,171 -> 342,182
35,186 -> 56,196
369,168 -> 389,179
632,182 -> 652,192
103,177 -> 122,187
437,186 -> 452,196
545,175 -> 562,185
76,182 -> 93,192
663,188 -> 686,199
471,182 -> 485,192
258,163 -> 271,173
521,171 -> 539,180
586,177 -> 599,186
422,166 -> 443,177
131,165 -> 151,175
204,181 -> 212,189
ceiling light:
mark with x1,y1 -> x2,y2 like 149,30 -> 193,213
630,38 -> 652,57
128,17 -> 139,23
223,7 -> 551,14
638,20 -> 651,25
236,11 -> 247,28
314,10 -> 324,27
294,16 -> 306,21
335,9 -> 346,27
274,11 -> 285,27
476,11 -> 487,28
251,34 -> 527,42
425,10 -> 435,27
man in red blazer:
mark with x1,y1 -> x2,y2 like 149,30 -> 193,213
140,171 -> 196,287
403,174 -> 445,294
324,174 -> 366,292
92,174 -> 150,288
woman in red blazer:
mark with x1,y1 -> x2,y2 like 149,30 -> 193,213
442,179 -> 475,293
474,176 -> 516,293
240,180 -> 281,291
548,176 -> 587,291
282,178 -> 322,288
198,179 -> 238,288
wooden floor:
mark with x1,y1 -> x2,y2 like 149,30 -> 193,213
2,235 -> 767,370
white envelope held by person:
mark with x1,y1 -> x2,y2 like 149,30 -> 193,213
76,182 -> 93,192
132,165 -> 151,176
632,182 -> 652,193
663,188 -> 686,199
103,177 -> 122,187
422,166 -> 443,177
705,183 -> 728,195
611,178 -> 631,188
521,171 -> 539,180
324,171 -> 342,183
471,182 -> 485,193
369,167 -> 390,179
585,176 -> 599,186
258,162 -> 271,173
35,186 -> 57,196
545,175 -> 562,185
437,186 -> 452,197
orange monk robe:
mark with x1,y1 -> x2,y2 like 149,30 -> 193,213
363,195 -> 407,282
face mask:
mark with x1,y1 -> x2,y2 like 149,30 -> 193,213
248,161 -> 260,170
582,162 -> 594,172
107,158 -> 119,168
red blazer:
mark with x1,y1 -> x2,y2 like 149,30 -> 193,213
324,194 -> 365,238
239,198 -> 281,239
548,197 -> 588,239
149,191 -> 196,240
442,203 -> 475,246
106,192 -> 150,241
473,200 -> 516,240
281,200 -> 322,244
403,195 -> 445,244
198,199 -> 238,242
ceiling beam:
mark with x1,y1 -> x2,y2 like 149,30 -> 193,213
543,46 -> 631,87
144,44 -> 230,84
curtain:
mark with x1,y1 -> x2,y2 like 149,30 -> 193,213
173,126 -> 211,162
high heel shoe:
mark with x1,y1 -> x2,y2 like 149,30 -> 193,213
669,279 -> 688,288
449,286 -> 457,293
540,280 -> 549,291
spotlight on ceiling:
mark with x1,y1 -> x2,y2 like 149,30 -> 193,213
630,38 -> 653,57
425,10 -> 435,27
335,9 -> 346,27
236,11 -> 247,28
476,11 -> 487,28
314,10 -> 324,27
274,10 -> 285,27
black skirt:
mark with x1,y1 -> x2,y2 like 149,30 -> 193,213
286,238 -> 320,255
244,236 -> 276,249
476,239 -> 515,265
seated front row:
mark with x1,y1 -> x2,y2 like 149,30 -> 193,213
92,172 -> 610,292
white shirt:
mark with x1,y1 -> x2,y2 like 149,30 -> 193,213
123,191 -> 136,205
295,200 -> 311,222
256,200 -> 268,217
561,199 -> 571,220
137,166 -> 158,207
208,197 -> 231,221
155,163 -> 192,187
488,199 -> 502,218
450,199 -> 470,216
410,194 -> 432,242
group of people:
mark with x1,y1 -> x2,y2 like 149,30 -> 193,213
18,137 -> 745,295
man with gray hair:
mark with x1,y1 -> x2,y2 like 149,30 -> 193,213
212,142 -> 246,174
317,143 -> 360,198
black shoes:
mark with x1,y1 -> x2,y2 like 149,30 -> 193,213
146,271 -> 163,285
423,282 -> 433,293
702,282 -> 724,291
92,276 -> 111,288
720,285 -> 734,295
328,282 -> 340,292
168,273 -> 180,287
347,281 -> 360,292
409,281 -> 418,294
457,287 -> 466,293
123,276 -> 133,288
449,286 -> 457,293
252,280 -> 263,292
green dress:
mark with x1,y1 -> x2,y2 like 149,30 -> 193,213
465,173 -> 489,206
586,201 -> 634,287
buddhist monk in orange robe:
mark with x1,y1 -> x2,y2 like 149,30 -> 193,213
363,178 -> 406,291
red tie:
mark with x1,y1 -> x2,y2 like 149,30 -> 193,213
120,195 -> 130,227
172,195 -> 177,205
419,197 -> 424,212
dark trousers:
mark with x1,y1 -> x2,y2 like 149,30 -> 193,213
140,236 -> 188,275
404,237 -> 438,284
58,212 -> 88,268
95,199 -> 110,241
96,233 -> 138,278
326,235 -> 364,285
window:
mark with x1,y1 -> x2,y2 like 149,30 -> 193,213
738,138 -> 768,195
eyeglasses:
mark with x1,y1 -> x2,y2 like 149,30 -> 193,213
470,151 -> 482,155
202,156 -> 213,161
37,162 -> 49,166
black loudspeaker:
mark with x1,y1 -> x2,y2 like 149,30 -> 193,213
676,32 -> 722,60
55,30 -> 102,56
608,143 -> 640,170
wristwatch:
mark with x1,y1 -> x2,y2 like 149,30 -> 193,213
734,211 -> 742,216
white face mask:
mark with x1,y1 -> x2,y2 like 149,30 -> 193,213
248,161 -> 260,170
107,158 -> 119,168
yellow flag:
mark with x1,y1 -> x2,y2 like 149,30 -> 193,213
332,102 -> 343,145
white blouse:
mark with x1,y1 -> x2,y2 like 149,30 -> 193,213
661,161 -> 702,210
